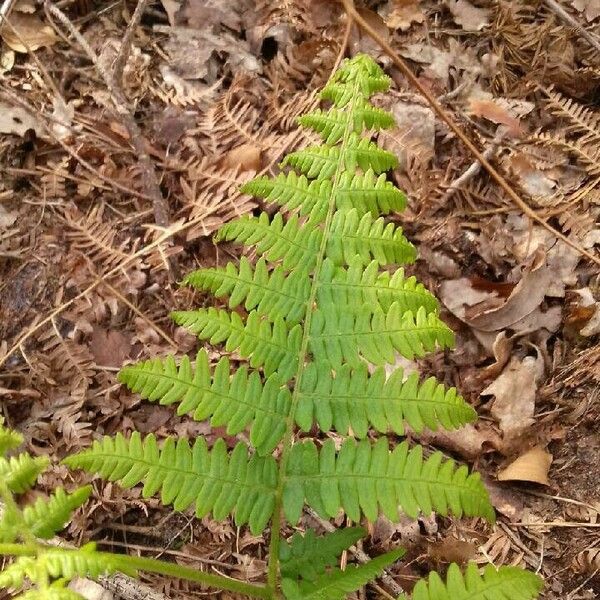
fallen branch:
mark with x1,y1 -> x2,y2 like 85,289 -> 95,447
544,0 -> 600,54
341,0 -> 599,267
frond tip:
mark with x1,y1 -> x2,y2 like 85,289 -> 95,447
399,562 -> 543,600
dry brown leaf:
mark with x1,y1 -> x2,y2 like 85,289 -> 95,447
446,0 -> 490,31
417,422 -> 501,460
470,99 -> 523,137
221,143 -> 262,171
468,251 -> 552,332
497,446 -> 553,485
483,353 -> 544,445
89,328 -> 131,368
0,13 -> 58,53
571,0 -> 600,21
383,0 -> 425,31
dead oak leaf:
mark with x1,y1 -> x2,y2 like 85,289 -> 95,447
89,328 -> 131,368
571,0 -> 600,21
482,352 -> 544,446
446,0 -> 491,31
0,13 -> 58,53
383,0 -> 425,31
498,446 -> 553,485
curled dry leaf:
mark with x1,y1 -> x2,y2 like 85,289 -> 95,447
446,0 -> 491,31
482,352 -> 544,446
497,446 -> 553,485
0,13 -> 58,53
468,251 -> 552,332
469,99 -> 523,138
382,0 -> 426,31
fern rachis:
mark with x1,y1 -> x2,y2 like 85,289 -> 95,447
1,55 -> 543,600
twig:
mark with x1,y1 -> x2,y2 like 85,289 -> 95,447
45,1 -> 172,236
306,508 -> 404,596
544,0 -> 600,54
341,0 -> 599,267
444,128 -> 505,200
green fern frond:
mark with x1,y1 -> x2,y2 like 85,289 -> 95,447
171,309 -> 301,380
241,172 -> 329,218
64,433 -> 277,535
280,527 -> 365,581
183,257 -> 310,324
283,134 -> 397,179
0,454 -> 49,494
327,209 -> 416,266
22,486 -> 92,540
0,544 -> 127,589
336,170 -> 406,216
283,439 -> 494,524
298,103 -> 395,144
118,350 -> 290,455
318,257 -> 438,315
282,547 -> 404,600
216,212 -> 321,271
0,417 -> 23,455
15,583 -> 85,600
295,363 -> 476,438
399,562 -> 543,600
309,304 -> 454,368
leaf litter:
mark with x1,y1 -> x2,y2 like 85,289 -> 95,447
0,0 -> 599,598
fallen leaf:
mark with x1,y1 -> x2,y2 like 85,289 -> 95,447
221,143 -> 262,171
483,353 -> 544,444
498,446 -> 553,485
382,0 -> 425,31
571,0 -> 600,21
446,0 -> 490,30
0,205 -> 17,228
0,102 -> 40,136
468,250 -> 552,332
0,48 -> 15,75
383,102 -> 435,168
569,288 -> 600,336
418,422 -> 501,460
0,13 -> 58,53
470,99 -> 523,137
89,328 -> 131,368
484,478 -> 525,520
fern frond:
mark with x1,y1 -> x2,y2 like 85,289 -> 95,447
171,309 -> 301,380
283,439 -> 494,524
0,454 -> 49,494
282,547 -> 404,600
64,434 -> 277,535
283,134 -> 397,179
295,363 -> 476,438
0,417 -> 23,455
298,103 -> 394,144
23,486 -> 92,539
216,212 -> 321,271
0,544 -> 127,589
240,172 -> 330,218
309,304 -> 454,367
183,257 -> 310,324
15,586 -> 85,600
280,527 -> 365,581
399,562 -> 543,600
336,170 -> 406,216
327,209 -> 416,266
118,350 -> 291,455
318,258 -> 438,315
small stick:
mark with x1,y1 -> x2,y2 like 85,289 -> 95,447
444,128 -> 505,200
341,0 -> 599,266
544,0 -> 600,54
45,1 -> 172,236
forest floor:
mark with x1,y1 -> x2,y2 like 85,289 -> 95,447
1,0 -> 599,598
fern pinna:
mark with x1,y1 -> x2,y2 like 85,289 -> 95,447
0,55 -> 542,599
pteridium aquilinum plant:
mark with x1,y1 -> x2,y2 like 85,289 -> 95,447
0,54 -> 543,600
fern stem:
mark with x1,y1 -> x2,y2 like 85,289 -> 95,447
108,554 -> 273,599
0,543 -> 273,599
266,75 -> 363,595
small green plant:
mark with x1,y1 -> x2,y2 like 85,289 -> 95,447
0,54 -> 543,600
